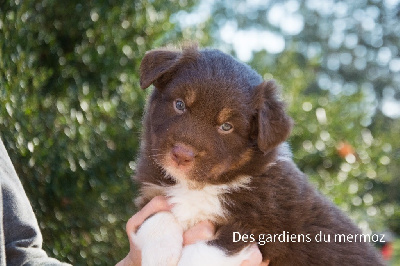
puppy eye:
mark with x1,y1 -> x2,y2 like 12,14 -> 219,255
174,99 -> 186,113
219,122 -> 233,133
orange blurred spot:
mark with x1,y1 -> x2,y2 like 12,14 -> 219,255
381,243 -> 393,260
337,141 -> 355,158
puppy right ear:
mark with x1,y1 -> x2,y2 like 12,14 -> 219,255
139,49 -> 181,89
252,80 -> 293,153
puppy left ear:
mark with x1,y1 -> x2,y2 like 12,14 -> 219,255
139,49 -> 181,89
252,80 -> 293,153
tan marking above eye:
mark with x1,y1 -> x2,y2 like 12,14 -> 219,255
185,89 -> 196,106
217,108 -> 233,124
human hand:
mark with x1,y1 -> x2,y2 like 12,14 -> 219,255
116,196 -> 269,266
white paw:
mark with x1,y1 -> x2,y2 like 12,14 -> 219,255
178,241 -> 253,266
132,211 -> 183,266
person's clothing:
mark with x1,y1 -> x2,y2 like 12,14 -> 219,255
0,138 -> 70,265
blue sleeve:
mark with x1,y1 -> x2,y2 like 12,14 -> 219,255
0,138 -> 71,266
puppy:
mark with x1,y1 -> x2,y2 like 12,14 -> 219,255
132,45 -> 383,265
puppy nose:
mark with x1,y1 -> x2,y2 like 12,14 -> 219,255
171,144 -> 195,166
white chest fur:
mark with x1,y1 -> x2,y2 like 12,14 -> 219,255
166,182 -> 227,230
167,176 -> 252,230
140,175 -> 252,230
134,176 -> 254,265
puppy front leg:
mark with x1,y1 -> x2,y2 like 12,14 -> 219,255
178,225 -> 254,266
132,212 -> 183,266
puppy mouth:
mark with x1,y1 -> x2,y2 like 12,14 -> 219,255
157,143 -> 233,183
162,143 -> 197,181
170,144 -> 196,168
165,151 -> 193,173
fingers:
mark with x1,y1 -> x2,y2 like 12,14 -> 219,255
240,244 -> 269,266
183,220 -> 216,246
126,196 -> 172,237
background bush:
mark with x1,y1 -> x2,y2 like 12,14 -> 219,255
1,0 -> 399,265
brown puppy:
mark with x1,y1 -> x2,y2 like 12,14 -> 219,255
132,45 -> 384,265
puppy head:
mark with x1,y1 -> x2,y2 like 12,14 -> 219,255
140,45 -> 293,185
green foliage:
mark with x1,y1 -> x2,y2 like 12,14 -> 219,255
0,0 -> 196,264
390,238 -> 400,265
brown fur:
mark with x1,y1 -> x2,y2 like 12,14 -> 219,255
134,45 -> 384,265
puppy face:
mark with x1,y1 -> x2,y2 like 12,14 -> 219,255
140,45 -> 293,186
148,79 -> 254,184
